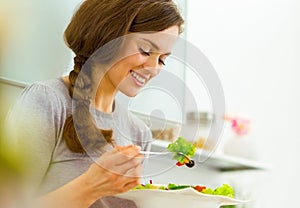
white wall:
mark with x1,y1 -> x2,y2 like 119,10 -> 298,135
186,0 -> 300,207
0,0 -> 83,132
0,0 -> 82,83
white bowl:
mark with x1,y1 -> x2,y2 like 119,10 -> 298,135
116,186 -> 247,208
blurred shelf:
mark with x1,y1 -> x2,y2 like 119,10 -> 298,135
0,76 -> 28,88
150,139 -> 271,172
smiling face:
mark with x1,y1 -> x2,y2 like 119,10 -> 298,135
102,25 -> 180,97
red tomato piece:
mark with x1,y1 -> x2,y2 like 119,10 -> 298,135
194,185 -> 206,192
176,162 -> 184,166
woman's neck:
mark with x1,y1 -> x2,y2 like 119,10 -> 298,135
93,75 -> 117,113
93,88 -> 115,113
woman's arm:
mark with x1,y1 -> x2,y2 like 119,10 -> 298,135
5,83 -> 62,191
35,145 -> 143,208
35,174 -> 97,208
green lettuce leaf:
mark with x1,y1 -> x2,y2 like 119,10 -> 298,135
201,184 -> 234,198
167,137 -> 196,164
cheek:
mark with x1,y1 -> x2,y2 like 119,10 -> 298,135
123,53 -> 146,67
107,54 -> 145,85
106,67 -> 126,86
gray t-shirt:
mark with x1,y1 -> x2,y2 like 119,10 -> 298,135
6,78 -> 152,208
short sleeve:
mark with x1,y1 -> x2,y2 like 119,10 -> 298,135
5,83 -> 65,190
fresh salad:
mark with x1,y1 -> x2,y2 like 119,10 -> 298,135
133,183 -> 234,198
167,137 -> 196,167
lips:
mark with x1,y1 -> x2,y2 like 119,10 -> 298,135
130,70 -> 147,86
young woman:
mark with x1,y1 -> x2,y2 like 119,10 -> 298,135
7,0 -> 183,207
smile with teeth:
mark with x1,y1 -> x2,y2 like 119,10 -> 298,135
130,70 -> 147,86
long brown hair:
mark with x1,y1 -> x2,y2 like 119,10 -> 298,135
63,0 -> 184,153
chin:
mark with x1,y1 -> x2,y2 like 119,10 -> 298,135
126,92 -> 139,97
121,90 -> 139,97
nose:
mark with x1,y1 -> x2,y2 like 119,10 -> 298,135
143,55 -> 163,77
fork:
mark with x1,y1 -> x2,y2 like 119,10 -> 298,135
140,151 -> 195,168
140,150 -> 171,155
140,150 -> 191,160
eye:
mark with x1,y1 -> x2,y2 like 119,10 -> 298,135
159,58 -> 166,66
139,48 -> 150,56
139,47 -> 166,66
159,55 -> 168,66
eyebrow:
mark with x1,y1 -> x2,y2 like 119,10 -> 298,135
141,38 -> 172,56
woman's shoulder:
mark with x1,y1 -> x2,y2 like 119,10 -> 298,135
19,78 -> 70,107
12,78 -> 71,119
24,78 -> 69,99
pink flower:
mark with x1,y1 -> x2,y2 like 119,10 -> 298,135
225,116 -> 251,136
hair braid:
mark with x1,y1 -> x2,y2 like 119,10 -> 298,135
63,56 -> 113,153
69,55 -> 87,97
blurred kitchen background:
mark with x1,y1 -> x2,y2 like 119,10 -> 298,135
0,0 -> 299,207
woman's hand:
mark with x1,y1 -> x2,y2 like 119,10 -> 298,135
82,145 -> 144,199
